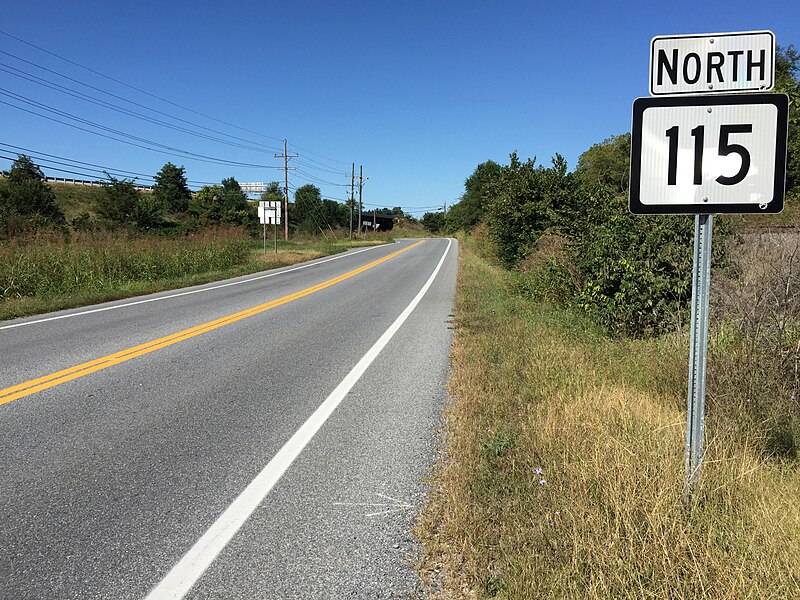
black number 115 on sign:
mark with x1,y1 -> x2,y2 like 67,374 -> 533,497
630,94 -> 788,215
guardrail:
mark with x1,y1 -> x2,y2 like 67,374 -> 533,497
45,177 -> 153,191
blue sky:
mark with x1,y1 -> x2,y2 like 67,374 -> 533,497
1,0 -> 798,216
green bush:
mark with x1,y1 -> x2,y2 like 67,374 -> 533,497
0,155 -> 65,237
95,175 -> 165,231
570,202 -> 697,337
484,149 -> 716,337
487,153 -> 572,268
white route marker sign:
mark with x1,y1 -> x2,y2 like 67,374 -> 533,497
631,94 -> 788,214
258,201 -> 282,224
650,31 -> 775,96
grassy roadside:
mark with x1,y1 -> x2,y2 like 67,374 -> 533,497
415,237 -> 800,599
0,230 -> 387,321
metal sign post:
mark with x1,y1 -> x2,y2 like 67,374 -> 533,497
259,201 -> 267,255
259,201 -> 281,255
273,206 -> 278,254
630,30 -> 787,499
685,214 -> 713,497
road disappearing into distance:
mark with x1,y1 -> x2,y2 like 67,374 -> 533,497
0,238 -> 458,599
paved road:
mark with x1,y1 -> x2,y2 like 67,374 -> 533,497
0,238 -> 457,599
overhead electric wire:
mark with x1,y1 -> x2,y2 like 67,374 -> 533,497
0,62 -> 282,155
294,159 -> 349,176
0,153 -> 184,189
0,152 -> 101,181
287,142 -> 352,169
0,90 -> 274,169
0,29 -> 287,148
0,51 -> 284,154
0,142 -> 217,186
7,154 -> 153,183
294,168 -> 350,187
292,153 -> 350,175
0,31 -> 358,182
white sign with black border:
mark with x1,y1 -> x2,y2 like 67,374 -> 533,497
630,93 -> 788,214
650,31 -> 775,96
258,200 -> 282,224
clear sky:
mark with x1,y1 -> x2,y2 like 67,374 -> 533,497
0,0 -> 797,216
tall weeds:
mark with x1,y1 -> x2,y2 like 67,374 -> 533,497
416,239 -> 800,599
709,230 -> 800,458
0,228 -> 250,302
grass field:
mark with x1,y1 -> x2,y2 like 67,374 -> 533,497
49,182 -> 107,223
415,236 -> 800,599
0,228 -> 387,321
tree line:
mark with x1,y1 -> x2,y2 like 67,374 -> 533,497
0,158 -> 413,238
431,46 -> 799,337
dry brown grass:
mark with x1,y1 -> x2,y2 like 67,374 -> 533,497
415,238 -> 800,599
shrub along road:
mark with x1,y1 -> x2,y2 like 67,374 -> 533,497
0,238 -> 457,599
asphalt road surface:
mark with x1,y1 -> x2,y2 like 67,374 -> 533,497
0,238 -> 458,599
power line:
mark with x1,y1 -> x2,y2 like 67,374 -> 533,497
0,31 -> 360,200
0,29 -> 287,148
0,62 -> 282,156
287,143 -> 352,169
0,142 -> 217,186
294,158 -> 349,176
294,168 -> 350,187
0,91 -> 274,169
0,60 -> 283,157
292,153 -> 350,175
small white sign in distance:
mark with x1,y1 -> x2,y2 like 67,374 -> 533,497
650,31 -> 774,96
258,201 -> 282,224
630,94 -> 788,214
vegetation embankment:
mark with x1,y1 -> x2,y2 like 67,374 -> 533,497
0,229 -> 385,321
416,46 -> 800,598
416,234 -> 800,599
0,154 -> 432,320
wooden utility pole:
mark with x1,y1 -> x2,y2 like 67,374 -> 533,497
274,139 -> 297,240
356,166 -> 368,235
350,163 -> 355,239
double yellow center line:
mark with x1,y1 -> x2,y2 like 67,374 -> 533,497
0,240 -> 425,406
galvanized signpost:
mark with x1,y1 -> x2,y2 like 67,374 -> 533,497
630,30 -> 788,498
258,201 -> 281,254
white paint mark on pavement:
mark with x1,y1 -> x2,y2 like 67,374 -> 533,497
332,492 -> 413,517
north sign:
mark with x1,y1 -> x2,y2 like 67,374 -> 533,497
650,31 -> 775,96
630,93 -> 788,214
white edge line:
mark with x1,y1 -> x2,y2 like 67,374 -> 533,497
144,238 -> 453,600
0,245 -> 389,331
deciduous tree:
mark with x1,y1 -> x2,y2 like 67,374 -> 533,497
152,162 -> 191,212
96,174 -> 163,230
445,160 -> 502,233
574,133 -> 631,194
776,45 -> 799,194
0,154 -> 64,236
292,184 -> 323,234
422,211 -> 445,234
